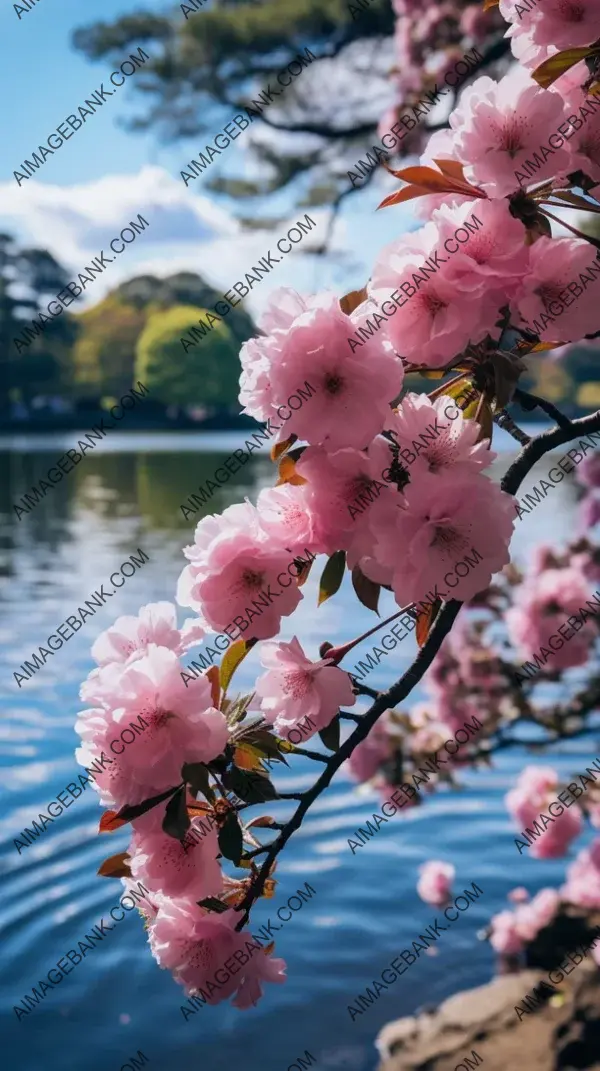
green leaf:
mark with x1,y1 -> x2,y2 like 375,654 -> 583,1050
319,713 -> 341,752
226,692 -> 255,727
318,550 -> 346,606
218,811 -> 244,864
222,766 -> 279,803
117,784 -> 182,824
351,565 -> 380,614
243,727 -> 290,765
197,896 -> 230,913
162,786 -> 191,842
182,762 -> 216,803
221,639 -> 249,695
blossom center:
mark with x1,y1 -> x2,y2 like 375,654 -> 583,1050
559,0 -> 585,22
430,525 -> 468,554
324,372 -> 345,396
282,669 -> 312,700
241,568 -> 265,589
494,118 -> 526,158
423,291 -> 448,317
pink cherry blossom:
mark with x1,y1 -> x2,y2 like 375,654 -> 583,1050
348,712 -> 394,783
266,292 -> 404,449
499,0 -> 600,54
254,636 -> 356,739
490,909 -> 525,955
369,213 -> 499,368
388,391 -> 494,482
75,645 -> 228,810
149,901 -> 286,1006
434,198 -> 530,300
514,887 -> 561,940
506,765 -> 583,858
91,601 -> 203,667
508,887 -> 530,904
448,69 -> 570,197
368,471 -> 516,607
490,887 -> 560,954
514,237 -> 600,342
561,86 -> 600,187
296,439 -> 397,557
129,810 -> 223,901
417,860 -> 455,905
256,484 -> 314,550
561,838 -> 600,908
177,501 -> 304,640
579,450 -> 600,490
506,565 -> 597,671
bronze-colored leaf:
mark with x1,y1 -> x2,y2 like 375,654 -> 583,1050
271,434 -> 297,462
318,550 -> 346,606
206,664 -> 220,708
351,565 -> 380,614
378,184 -> 432,210
233,742 -> 265,772
197,896 -> 229,914
276,454 -> 306,486
416,599 -> 442,647
482,0 -> 499,9
532,46 -> 599,89
339,286 -> 368,315
99,809 -> 128,833
221,639 -> 249,695
246,815 -> 278,828
433,159 -> 467,182
294,553 -> 315,588
97,851 -> 131,879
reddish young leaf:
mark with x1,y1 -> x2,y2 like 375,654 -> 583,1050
482,0 -> 499,10
97,851 -> 131,878
433,159 -> 467,182
271,434 -> 297,462
339,286 -> 368,315
416,599 -> 441,647
378,184 -> 432,210
206,664 -> 220,708
277,454 -> 307,487
532,46 -> 599,89
246,816 -> 278,828
99,809 -> 128,833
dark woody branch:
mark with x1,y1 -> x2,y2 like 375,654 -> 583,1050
233,408 -> 600,930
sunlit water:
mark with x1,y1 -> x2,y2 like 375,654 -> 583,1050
0,427 -> 598,1071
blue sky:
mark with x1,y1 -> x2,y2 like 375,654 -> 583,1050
0,0 -> 415,317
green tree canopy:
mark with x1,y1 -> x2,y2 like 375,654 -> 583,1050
135,304 -> 242,409
72,294 -> 147,398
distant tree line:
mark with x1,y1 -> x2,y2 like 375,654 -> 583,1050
0,232 -> 256,415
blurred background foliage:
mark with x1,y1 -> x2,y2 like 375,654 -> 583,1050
1,219 -> 600,422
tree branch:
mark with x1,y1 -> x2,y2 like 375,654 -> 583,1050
233,410 -> 600,929
513,387 -> 574,430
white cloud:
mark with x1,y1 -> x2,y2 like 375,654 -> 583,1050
0,164 -> 349,316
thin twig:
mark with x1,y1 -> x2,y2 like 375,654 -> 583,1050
513,387 -> 573,430
232,410 -> 600,930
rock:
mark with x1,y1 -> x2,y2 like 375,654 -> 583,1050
377,953 -> 600,1070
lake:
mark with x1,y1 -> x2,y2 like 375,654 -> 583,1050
0,427 -> 598,1071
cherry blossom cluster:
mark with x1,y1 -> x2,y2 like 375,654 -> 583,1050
75,0 -> 600,1010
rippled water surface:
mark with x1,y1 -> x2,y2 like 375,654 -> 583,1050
1,428 -> 598,1071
